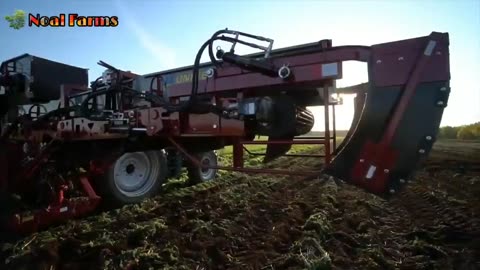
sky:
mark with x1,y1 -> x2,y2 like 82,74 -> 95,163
0,0 -> 479,131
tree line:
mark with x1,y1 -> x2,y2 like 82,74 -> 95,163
438,122 -> 480,140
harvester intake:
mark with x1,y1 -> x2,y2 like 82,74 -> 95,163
0,29 -> 451,235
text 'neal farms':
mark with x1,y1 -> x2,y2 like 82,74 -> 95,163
29,13 -> 118,27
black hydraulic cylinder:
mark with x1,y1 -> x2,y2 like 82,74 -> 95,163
218,51 -> 278,77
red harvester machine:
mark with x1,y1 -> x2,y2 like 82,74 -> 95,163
0,29 -> 450,235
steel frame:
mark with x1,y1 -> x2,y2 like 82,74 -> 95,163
169,86 -> 338,177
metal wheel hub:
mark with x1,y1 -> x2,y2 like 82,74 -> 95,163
200,155 -> 216,181
113,151 -> 160,197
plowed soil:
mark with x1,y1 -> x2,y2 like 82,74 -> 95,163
1,140 -> 479,270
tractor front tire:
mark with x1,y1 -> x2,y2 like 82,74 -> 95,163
187,151 -> 218,185
102,150 -> 167,206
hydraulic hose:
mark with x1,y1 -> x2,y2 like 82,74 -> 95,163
95,29 -> 261,115
146,33 -> 238,113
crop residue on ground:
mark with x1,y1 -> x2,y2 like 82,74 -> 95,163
1,141 -> 479,270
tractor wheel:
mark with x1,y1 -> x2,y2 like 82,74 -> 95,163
187,151 -> 218,185
102,150 -> 167,205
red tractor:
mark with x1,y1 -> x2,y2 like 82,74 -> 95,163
0,29 -> 450,235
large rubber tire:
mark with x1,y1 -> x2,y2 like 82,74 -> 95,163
102,150 -> 167,205
187,151 -> 218,185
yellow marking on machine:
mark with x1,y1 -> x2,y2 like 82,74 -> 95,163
174,70 -> 209,84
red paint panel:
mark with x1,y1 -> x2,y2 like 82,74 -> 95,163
219,118 -> 244,136
187,113 -> 219,134
371,32 -> 448,55
216,65 -> 248,77
272,46 -> 370,67
168,62 -> 342,97
212,46 -> 367,78
79,176 -> 100,199
8,196 -> 101,234
371,32 -> 450,87
350,141 -> 398,194
164,47 -> 369,98
378,33 -> 446,147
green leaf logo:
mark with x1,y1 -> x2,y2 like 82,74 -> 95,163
5,9 -> 26,30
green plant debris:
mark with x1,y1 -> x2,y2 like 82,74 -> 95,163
303,211 -> 332,240
1,141 -> 479,269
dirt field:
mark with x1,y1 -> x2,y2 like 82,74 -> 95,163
1,139 -> 479,270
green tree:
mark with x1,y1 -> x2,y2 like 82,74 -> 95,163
438,126 -> 458,139
5,9 -> 26,30
457,126 -> 476,140
471,122 -> 480,137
